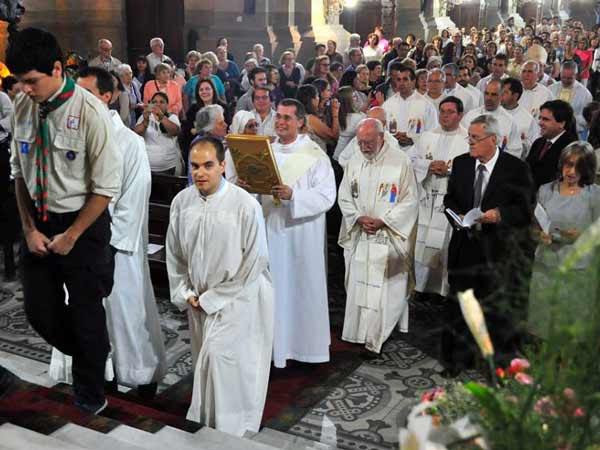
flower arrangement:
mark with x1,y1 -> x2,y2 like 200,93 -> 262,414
399,220 -> 600,450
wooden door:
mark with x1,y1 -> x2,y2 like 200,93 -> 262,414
125,0 -> 184,65
450,1 -> 482,30
519,2 -> 540,23
341,1 -> 383,44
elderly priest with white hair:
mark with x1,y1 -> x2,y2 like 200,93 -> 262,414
167,136 -> 274,436
338,118 -> 419,353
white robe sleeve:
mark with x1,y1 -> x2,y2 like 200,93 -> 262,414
423,100 -> 439,132
166,199 -> 197,311
337,165 -> 360,246
505,120 -> 524,157
406,139 -> 432,184
338,137 -> 359,169
110,136 -> 150,253
198,201 -> 269,315
290,158 -> 336,220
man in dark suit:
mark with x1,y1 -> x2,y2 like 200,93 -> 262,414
442,31 -> 464,66
442,114 -> 535,376
526,100 -> 578,190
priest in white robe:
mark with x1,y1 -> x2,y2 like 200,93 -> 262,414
166,137 -> 274,436
407,97 -> 469,296
461,79 -> 522,158
500,77 -> 540,159
50,69 -> 167,393
549,61 -> 593,137
261,99 -> 336,368
443,63 -> 476,114
382,66 -> 438,149
103,108 -> 167,391
519,61 -> 554,120
338,106 -> 401,169
338,118 -> 418,353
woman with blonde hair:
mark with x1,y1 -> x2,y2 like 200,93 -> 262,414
142,62 -> 183,115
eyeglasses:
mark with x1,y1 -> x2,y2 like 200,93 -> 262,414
245,123 -> 258,129
467,134 -> 494,144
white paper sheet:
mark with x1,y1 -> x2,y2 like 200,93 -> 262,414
534,203 -> 551,234
446,208 -> 483,228
147,243 -> 164,255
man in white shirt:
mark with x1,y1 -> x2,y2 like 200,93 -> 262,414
519,60 -> 554,119
261,99 -> 336,368
251,86 -> 276,139
382,66 -> 438,148
146,37 -> 171,73
443,63 -> 475,113
236,67 -> 268,113
500,77 -> 540,159
549,61 -> 593,137
462,79 -> 522,158
425,68 -> 446,110
476,54 -> 509,96
408,96 -> 469,297
457,66 -> 482,107
88,39 -> 122,73
167,136 -> 274,436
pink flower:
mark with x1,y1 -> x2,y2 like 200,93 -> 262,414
534,397 -> 557,417
573,408 -> 585,417
421,387 -> 445,402
496,368 -> 505,378
515,372 -> 534,385
563,388 -> 576,401
508,358 -> 530,375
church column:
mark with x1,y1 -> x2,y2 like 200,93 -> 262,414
419,0 -> 456,41
381,0 -> 396,37
185,0 -> 295,62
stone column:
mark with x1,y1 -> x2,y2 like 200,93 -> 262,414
381,0 -> 396,37
420,0 -> 456,41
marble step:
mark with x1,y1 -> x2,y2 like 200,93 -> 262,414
0,423 -> 90,450
52,423 -> 147,450
109,424 -> 281,450
193,426 -> 281,450
250,427 -> 337,450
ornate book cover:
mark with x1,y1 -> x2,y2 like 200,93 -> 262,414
225,134 -> 282,195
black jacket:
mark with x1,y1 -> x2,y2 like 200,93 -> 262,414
526,132 -> 578,191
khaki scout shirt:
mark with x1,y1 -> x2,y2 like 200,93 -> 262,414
10,82 -> 121,213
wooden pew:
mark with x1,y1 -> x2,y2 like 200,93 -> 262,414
150,174 -> 188,205
148,202 -> 171,297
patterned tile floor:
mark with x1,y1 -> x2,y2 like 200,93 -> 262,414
0,246 -> 482,449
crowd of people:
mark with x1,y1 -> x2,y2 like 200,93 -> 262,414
0,13 -> 600,439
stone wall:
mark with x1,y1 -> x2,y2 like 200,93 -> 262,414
1,0 -> 127,62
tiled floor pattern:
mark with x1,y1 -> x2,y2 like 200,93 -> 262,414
0,260 -> 481,449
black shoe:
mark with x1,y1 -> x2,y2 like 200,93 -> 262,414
75,398 -> 108,415
439,367 -> 461,379
104,377 -> 118,394
137,382 -> 158,400
0,366 -> 17,398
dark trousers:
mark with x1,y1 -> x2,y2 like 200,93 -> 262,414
443,232 -> 533,371
21,209 -> 114,405
0,138 -> 17,277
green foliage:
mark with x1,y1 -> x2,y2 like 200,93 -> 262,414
421,223 -> 600,449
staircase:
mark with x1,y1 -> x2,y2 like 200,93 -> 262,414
0,377 -> 339,450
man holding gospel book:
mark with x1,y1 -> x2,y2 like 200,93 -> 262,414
442,114 -> 535,376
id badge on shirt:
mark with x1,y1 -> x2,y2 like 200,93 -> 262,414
20,142 -> 29,154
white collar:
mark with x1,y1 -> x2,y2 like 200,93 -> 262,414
197,177 -> 229,200
549,130 -> 566,144
475,147 -> 500,174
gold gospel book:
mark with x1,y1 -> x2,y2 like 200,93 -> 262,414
225,134 -> 282,195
